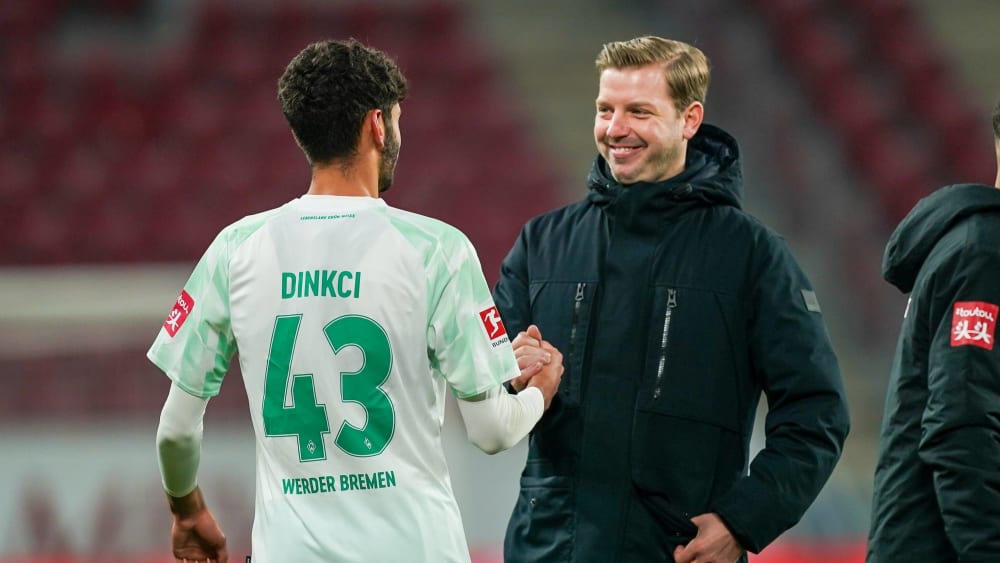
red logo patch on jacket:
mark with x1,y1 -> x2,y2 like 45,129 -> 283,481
479,306 -> 507,340
163,290 -> 195,337
950,301 -> 997,350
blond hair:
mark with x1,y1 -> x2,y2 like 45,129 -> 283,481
595,36 -> 710,112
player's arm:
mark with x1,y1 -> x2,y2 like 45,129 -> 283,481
457,345 -> 563,455
157,383 -> 228,562
157,383 -> 208,496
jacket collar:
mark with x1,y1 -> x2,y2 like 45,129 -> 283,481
585,123 -> 744,218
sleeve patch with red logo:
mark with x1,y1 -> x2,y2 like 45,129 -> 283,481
950,301 -> 997,350
163,290 -> 195,337
478,306 -> 508,341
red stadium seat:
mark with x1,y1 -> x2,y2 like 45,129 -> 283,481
3,0 -> 563,267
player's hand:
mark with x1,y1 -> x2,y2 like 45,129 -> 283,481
168,487 -> 229,563
672,513 -> 744,563
523,331 -> 563,410
511,325 -> 552,391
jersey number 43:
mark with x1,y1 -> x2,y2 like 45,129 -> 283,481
262,314 -> 395,462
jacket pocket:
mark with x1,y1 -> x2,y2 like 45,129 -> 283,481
638,286 -> 744,431
633,480 -> 698,541
504,473 -> 574,563
528,281 -> 596,406
631,412 -> 744,514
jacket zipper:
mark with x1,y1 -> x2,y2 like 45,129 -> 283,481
567,283 -> 586,385
653,288 -> 677,399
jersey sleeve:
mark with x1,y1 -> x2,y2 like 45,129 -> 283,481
147,230 -> 237,398
426,231 -> 520,399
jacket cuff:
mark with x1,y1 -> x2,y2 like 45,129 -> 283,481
713,508 -> 761,554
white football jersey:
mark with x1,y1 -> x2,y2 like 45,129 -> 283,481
148,195 -> 519,563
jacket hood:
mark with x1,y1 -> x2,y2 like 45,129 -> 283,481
586,123 -> 743,212
883,183 -> 1000,292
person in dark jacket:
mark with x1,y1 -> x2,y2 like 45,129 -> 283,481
867,99 -> 1000,561
493,36 -> 850,563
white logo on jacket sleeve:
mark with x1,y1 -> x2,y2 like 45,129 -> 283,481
478,306 -> 508,343
951,301 -> 997,350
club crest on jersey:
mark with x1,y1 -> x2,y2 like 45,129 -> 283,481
163,290 -> 195,337
479,306 -> 508,344
951,301 -> 997,350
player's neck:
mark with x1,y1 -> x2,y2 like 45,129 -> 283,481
306,160 -> 379,198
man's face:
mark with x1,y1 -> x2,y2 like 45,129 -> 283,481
594,64 -> 695,185
378,104 -> 402,194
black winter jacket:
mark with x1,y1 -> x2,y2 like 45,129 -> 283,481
868,183 -> 1000,563
494,124 -> 850,562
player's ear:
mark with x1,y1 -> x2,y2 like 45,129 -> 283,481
369,109 -> 386,149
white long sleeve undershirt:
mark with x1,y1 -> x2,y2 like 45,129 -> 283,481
456,385 -> 545,454
156,383 -> 208,497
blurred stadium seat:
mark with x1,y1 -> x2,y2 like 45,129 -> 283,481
750,0 -> 992,224
1,0 -> 560,270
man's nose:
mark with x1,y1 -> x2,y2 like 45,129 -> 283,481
606,112 -> 628,138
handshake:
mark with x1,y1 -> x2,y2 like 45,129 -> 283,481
509,324 -> 565,410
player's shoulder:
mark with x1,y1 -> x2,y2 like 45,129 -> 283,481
214,203 -> 294,248
384,205 -> 472,250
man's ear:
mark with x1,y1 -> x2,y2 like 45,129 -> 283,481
370,109 -> 385,148
681,101 -> 704,141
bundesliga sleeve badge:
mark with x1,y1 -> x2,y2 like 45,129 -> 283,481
950,301 -> 997,350
163,289 -> 195,337
478,306 -> 508,343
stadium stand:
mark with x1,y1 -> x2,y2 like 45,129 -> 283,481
749,0 -> 994,223
0,0 -> 560,270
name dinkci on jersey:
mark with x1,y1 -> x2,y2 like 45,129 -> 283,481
282,270 -> 362,299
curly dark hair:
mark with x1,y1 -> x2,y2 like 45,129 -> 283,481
278,39 -> 408,165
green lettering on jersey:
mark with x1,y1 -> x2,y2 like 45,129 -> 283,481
321,270 -> 337,296
338,271 -> 353,298
282,273 -> 296,299
280,270 -> 362,299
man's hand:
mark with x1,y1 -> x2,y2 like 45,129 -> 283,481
168,486 -> 228,563
510,324 -> 552,391
510,325 -> 563,410
672,513 -> 745,563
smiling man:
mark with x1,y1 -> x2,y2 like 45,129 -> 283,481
493,36 -> 850,563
